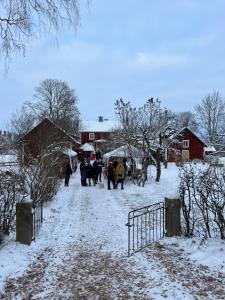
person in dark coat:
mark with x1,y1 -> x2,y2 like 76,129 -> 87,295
80,159 -> 87,186
92,160 -> 98,185
107,161 -> 116,190
95,149 -> 102,160
85,161 -> 94,186
63,160 -> 72,187
113,160 -> 118,171
97,159 -> 103,182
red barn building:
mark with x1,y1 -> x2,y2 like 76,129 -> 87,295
20,118 -> 81,164
167,127 -> 207,162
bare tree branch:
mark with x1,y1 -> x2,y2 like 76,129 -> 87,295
0,0 -> 85,65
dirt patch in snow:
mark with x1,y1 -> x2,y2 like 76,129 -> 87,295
1,241 -> 225,299
0,241 -> 154,300
143,242 -> 225,300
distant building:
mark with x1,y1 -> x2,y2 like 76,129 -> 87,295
167,127 -> 207,162
20,118 -> 81,164
80,116 -> 118,147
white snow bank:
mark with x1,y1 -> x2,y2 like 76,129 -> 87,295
162,237 -> 225,272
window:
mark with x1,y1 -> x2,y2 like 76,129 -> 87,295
89,132 -> 95,140
182,140 -> 189,148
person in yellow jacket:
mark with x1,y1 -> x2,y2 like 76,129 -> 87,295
115,161 -> 125,190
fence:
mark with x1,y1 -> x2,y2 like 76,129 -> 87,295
126,202 -> 165,256
32,201 -> 43,241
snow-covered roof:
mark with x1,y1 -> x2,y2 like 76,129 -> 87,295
169,127 -> 207,146
204,146 -> 216,152
79,143 -> 95,152
0,154 -> 17,163
103,145 -> 144,159
80,120 -> 118,132
94,139 -> 108,143
63,149 -> 77,157
21,118 -> 81,145
218,157 -> 225,165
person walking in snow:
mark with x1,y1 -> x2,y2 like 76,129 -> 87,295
92,160 -> 99,185
95,149 -> 102,160
115,161 -> 125,190
107,161 -> 116,190
63,159 -> 73,187
113,160 -> 118,171
97,159 -> 103,182
85,160 -> 94,186
80,159 -> 87,186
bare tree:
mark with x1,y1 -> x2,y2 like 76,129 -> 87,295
179,165 -> 203,238
26,79 -> 80,134
195,91 -> 225,144
20,143 -> 62,205
174,111 -> 199,132
11,104 -> 35,141
10,79 -> 80,138
0,0 -> 84,65
114,98 -> 176,183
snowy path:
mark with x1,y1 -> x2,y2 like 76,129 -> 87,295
1,167 -> 225,299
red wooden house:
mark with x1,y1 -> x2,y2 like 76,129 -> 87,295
167,127 -> 207,162
80,116 -> 118,150
20,118 -> 81,164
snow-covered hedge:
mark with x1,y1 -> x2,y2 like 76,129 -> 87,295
0,171 -> 27,242
179,164 -> 225,240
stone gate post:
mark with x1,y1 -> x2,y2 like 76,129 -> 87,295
165,198 -> 181,237
16,202 -> 33,245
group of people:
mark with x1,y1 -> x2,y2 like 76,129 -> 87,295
80,159 -> 103,186
60,152 -> 126,191
105,159 -> 125,190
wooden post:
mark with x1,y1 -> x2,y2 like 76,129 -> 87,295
165,198 -> 181,237
16,202 -> 33,245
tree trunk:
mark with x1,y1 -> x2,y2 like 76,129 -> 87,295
155,148 -> 161,182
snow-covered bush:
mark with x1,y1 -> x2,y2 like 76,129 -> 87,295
20,149 -> 61,206
0,171 -> 27,242
179,164 -> 225,239
0,144 -> 61,244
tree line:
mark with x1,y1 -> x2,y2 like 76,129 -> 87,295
113,92 -> 225,183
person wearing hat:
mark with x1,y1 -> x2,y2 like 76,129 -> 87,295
107,161 -> 116,190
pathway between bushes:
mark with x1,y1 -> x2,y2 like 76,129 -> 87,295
1,173 -> 225,299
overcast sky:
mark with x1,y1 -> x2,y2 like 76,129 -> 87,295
1,0 -> 225,130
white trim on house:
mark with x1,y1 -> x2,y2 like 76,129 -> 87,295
182,140 -> 189,148
89,133 -> 95,140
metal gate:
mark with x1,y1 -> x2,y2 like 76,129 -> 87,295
32,201 -> 43,241
126,202 -> 164,256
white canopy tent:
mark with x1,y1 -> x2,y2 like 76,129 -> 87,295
63,149 -> 77,157
103,145 -> 143,160
103,145 -> 144,175
63,148 -> 78,171
79,143 -> 95,152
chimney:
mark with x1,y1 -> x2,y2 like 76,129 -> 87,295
98,116 -> 103,122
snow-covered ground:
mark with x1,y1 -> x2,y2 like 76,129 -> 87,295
0,163 -> 225,299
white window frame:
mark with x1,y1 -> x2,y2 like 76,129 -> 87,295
182,140 -> 189,148
89,132 -> 95,140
